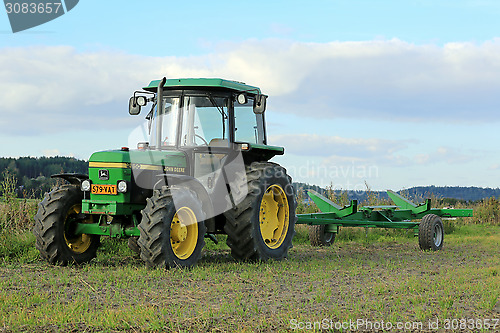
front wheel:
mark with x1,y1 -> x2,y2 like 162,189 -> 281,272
33,185 -> 100,265
138,188 -> 206,269
418,214 -> 444,251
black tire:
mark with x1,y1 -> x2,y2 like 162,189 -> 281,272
138,188 -> 206,269
127,237 -> 140,255
418,214 -> 444,251
224,162 -> 297,261
309,225 -> 336,246
33,185 -> 100,265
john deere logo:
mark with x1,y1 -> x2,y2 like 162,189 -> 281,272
98,169 -> 109,181
4,0 -> 79,33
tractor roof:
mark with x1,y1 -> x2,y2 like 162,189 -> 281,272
143,78 -> 261,95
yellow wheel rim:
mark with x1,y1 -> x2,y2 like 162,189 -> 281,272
170,207 -> 198,260
63,204 -> 92,254
259,184 -> 290,249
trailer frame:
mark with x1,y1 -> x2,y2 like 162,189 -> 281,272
297,190 -> 473,249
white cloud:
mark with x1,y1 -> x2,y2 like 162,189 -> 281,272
415,146 -> 476,165
489,164 -> 500,170
2,38 -> 500,136
270,133 -> 410,158
41,149 -> 60,157
271,133 -> 481,168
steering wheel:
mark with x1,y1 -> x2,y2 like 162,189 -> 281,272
194,134 -> 209,146
181,134 -> 209,146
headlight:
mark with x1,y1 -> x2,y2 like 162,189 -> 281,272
137,142 -> 149,150
237,93 -> 247,105
81,179 -> 91,192
117,180 -> 128,193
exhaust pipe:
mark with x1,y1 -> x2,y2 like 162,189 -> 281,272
156,77 -> 167,148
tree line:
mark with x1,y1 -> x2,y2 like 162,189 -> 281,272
1,156 -> 498,201
0,156 -> 88,198
293,182 -> 500,203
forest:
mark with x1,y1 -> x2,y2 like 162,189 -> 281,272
293,182 -> 500,203
0,156 -> 88,198
1,156 -> 499,201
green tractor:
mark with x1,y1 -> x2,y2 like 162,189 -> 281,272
33,78 -> 297,268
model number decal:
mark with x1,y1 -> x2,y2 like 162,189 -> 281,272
131,164 -> 185,174
164,166 -> 185,173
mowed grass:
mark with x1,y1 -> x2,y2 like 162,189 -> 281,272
0,224 -> 499,332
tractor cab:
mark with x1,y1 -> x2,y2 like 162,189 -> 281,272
129,78 -> 280,163
123,78 -> 286,222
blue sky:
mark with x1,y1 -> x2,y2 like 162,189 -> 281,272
1,0 -> 499,190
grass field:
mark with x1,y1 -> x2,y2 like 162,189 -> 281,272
1,177 -> 499,332
0,222 -> 499,332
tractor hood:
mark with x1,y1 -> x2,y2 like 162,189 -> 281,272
89,149 -> 187,175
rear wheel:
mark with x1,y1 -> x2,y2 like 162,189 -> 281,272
224,162 -> 296,261
33,185 -> 100,265
309,225 -> 336,246
418,214 -> 444,251
138,188 -> 206,269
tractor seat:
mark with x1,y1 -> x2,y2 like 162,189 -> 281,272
208,139 -> 228,160
209,138 -> 229,147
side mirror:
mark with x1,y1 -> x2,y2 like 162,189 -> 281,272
253,95 -> 267,114
129,97 -> 141,115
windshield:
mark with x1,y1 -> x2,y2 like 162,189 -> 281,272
149,95 -> 229,149
149,96 -> 180,148
234,98 -> 264,144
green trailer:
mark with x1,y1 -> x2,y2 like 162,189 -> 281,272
297,190 -> 473,251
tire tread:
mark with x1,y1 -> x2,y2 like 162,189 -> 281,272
224,162 -> 297,261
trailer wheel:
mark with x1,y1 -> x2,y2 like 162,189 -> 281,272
138,188 -> 206,269
224,162 -> 296,261
309,225 -> 336,247
418,214 -> 444,251
33,185 -> 100,265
